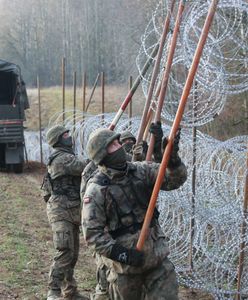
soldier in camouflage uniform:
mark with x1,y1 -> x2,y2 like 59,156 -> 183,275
120,122 -> 164,163
44,125 -> 89,300
82,128 -> 187,300
119,131 -> 136,156
81,125 -> 163,300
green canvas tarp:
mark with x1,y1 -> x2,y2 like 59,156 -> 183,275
0,59 -> 29,109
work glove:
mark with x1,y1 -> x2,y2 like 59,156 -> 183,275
142,140 -> 148,155
132,142 -> 144,161
162,128 -> 181,168
110,244 -> 145,267
149,121 -> 163,162
149,121 -> 163,142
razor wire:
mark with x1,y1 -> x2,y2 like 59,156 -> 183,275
23,0 -> 248,298
24,111 -> 247,299
136,0 -> 248,128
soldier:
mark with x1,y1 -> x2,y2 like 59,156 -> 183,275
119,131 -> 136,155
81,125 -> 163,300
120,123 -> 163,162
82,128 -> 187,300
44,125 -> 89,300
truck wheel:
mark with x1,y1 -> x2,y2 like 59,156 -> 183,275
13,163 -> 23,174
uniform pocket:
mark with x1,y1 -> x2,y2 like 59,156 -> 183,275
53,230 -> 70,250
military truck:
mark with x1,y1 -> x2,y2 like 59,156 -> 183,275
0,59 -> 29,173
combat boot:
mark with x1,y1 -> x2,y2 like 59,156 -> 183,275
90,287 -> 110,300
64,290 -> 89,300
90,293 -> 110,300
47,289 -> 63,300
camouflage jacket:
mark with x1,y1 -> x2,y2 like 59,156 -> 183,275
46,147 -> 89,225
82,161 -> 187,274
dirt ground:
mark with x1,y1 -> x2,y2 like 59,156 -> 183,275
0,163 -> 214,300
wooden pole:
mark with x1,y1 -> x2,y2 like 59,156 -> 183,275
128,76 -> 133,127
37,75 -> 43,165
85,73 -> 100,112
108,43 -> 159,130
101,72 -> 105,123
236,149 -> 248,300
189,126 -> 196,269
136,0 -> 176,145
146,0 -> 185,161
73,71 -> 77,129
82,72 -> 86,112
189,81 -> 198,270
137,0 -> 219,250
62,57 -> 65,123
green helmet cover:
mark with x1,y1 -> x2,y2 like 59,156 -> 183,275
46,125 -> 68,147
120,131 -> 136,144
87,128 -> 120,165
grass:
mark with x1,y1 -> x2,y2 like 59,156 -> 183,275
24,85 -> 247,140
25,85 -> 145,131
0,166 -> 95,299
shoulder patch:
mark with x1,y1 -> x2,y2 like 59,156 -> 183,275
83,196 -> 91,204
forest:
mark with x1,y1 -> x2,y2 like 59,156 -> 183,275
0,0 -> 159,86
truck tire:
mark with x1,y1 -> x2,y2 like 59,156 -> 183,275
13,163 -> 23,174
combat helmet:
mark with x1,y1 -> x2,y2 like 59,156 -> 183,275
46,125 -> 69,147
86,128 -> 120,165
120,131 -> 136,144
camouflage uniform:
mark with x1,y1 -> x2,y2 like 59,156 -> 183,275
82,129 -> 187,300
80,131 -> 145,300
45,125 -> 89,300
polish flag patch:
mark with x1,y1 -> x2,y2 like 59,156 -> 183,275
83,197 -> 91,204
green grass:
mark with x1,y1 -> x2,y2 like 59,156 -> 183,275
24,84 -> 144,131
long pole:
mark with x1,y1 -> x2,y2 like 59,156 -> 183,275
189,126 -> 196,269
136,0 -> 176,144
62,57 -> 65,123
143,82 -> 161,142
128,76 -> 133,128
137,0 -> 219,250
73,71 -> 77,129
37,75 -> 43,165
85,73 -> 100,112
101,72 -> 105,124
236,149 -> 248,300
108,43 -> 159,130
189,81 -> 198,270
82,72 -> 86,112
146,0 -> 185,161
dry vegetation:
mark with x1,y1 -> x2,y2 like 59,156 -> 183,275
25,85 -> 247,140
0,85 -> 246,299
25,85 -> 145,131
0,163 -> 214,300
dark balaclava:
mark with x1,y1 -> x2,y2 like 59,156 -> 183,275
122,141 -> 135,154
56,134 -> 73,149
101,147 -> 127,170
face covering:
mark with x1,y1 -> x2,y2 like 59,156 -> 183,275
60,136 -> 73,148
122,142 -> 134,154
102,147 -> 127,170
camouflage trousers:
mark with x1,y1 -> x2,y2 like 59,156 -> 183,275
91,253 -> 110,300
48,220 -> 80,298
107,257 -> 178,300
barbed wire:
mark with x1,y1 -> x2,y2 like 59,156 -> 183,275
23,1 -> 248,298
137,0 -> 248,128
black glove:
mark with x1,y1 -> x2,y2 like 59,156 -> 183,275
142,140 -> 148,156
162,128 -> 181,168
149,122 -> 163,162
110,244 -> 144,267
149,121 -> 163,142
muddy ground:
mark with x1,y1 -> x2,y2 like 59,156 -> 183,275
0,163 -> 213,299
